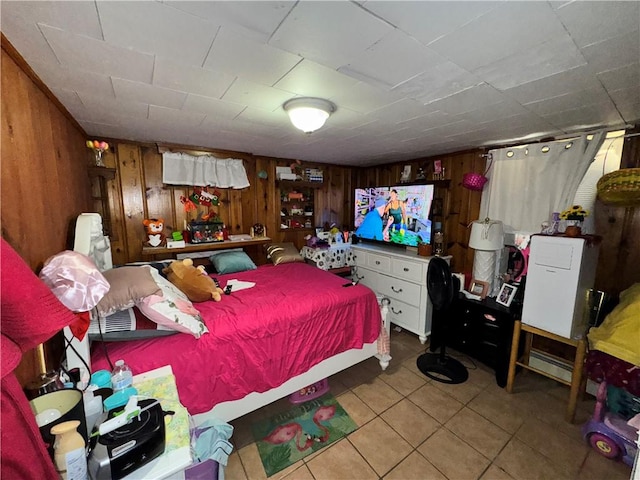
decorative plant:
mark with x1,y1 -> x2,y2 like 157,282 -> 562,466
86,140 -> 109,166
559,205 -> 589,222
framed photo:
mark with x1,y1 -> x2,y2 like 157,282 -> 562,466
469,278 -> 489,299
497,283 -> 518,307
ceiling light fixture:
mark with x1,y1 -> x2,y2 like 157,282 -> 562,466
283,97 -> 336,134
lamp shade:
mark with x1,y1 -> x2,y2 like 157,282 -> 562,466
283,98 -> 336,133
469,219 -> 504,251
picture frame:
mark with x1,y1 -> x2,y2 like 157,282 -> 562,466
496,283 -> 518,307
469,278 -> 489,299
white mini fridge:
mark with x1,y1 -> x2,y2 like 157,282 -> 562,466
521,235 -> 600,339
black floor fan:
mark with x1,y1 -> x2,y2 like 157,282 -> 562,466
416,256 -> 469,384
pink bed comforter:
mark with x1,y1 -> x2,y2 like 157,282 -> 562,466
91,262 -> 381,414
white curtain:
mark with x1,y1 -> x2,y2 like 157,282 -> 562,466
479,131 -> 606,233
162,152 -> 250,188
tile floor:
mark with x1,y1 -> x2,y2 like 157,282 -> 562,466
225,329 -> 633,480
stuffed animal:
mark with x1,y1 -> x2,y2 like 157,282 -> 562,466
143,218 -> 166,247
162,258 -> 223,303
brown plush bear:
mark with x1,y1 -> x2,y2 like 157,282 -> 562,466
162,259 -> 223,303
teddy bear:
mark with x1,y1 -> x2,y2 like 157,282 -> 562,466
143,218 -> 166,247
162,258 -> 223,303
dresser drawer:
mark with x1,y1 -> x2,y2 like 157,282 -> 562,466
355,268 -> 377,291
377,276 -> 421,305
366,252 -> 391,273
387,297 -> 421,332
391,258 -> 425,283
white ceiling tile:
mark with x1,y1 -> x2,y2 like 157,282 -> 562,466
555,1 -> 640,48
203,27 -> 301,86
2,1 -> 102,40
76,92 -> 150,121
393,61 -> 479,104
182,95 -> 246,119
112,78 -> 186,110
273,60 -> 359,99
453,100 -> 529,124
328,82 -> 403,114
476,35 -> 586,91
581,30 -> 640,74
597,63 -> 640,93
39,24 -> 154,83
96,2 -> 217,67
367,99 -> 437,124
542,101 -> 624,130
429,2 -> 568,71
502,65 -> 601,104
424,84 -> 505,116
3,1 -> 636,166
269,1 -> 392,69
33,64 -> 115,100
164,1 -> 294,43
221,79 -> 293,111
339,29 -> 442,89
609,86 -> 640,109
153,58 -> 236,99
523,86 -> 611,117
234,106 -> 287,129
361,1 -> 500,46
618,102 -> 640,123
148,105 -> 206,129
49,88 -> 85,115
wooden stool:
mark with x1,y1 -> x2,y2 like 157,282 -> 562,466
506,320 -> 587,423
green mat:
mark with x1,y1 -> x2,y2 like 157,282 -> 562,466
251,393 -> 357,477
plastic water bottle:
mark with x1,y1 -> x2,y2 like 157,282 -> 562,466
111,360 -> 133,393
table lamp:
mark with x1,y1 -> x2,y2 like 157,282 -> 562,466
469,218 -> 504,296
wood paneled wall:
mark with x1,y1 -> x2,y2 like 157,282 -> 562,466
1,42 -> 92,385
593,131 -> 640,296
354,150 -> 487,275
102,143 -> 354,265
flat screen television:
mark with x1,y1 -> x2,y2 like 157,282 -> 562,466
353,184 -> 435,247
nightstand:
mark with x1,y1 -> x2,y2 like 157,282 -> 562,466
430,295 -> 522,387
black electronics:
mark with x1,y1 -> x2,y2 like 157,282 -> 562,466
88,399 -> 165,480
417,257 -> 469,384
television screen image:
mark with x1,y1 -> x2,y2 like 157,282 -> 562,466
354,184 -> 434,247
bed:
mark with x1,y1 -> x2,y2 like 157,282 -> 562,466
64,214 -> 389,422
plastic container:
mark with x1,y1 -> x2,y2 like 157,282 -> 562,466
83,388 -> 103,437
111,360 -> 133,393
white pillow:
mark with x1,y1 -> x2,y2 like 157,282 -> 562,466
136,267 -> 208,338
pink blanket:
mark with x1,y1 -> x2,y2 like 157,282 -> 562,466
91,263 -> 381,414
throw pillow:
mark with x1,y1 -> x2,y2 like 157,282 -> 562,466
265,243 -> 304,265
137,267 -> 208,338
96,266 -> 161,317
210,251 -> 257,274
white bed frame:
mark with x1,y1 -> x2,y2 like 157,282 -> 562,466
64,213 -> 390,422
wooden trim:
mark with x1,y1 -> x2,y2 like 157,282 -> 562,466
1,33 -> 86,135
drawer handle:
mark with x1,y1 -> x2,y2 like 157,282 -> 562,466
403,267 -> 409,272
391,286 -> 403,293
484,314 -> 497,321
375,260 -> 381,265
391,307 -> 402,314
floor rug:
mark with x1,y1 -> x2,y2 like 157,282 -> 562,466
251,393 -> 357,477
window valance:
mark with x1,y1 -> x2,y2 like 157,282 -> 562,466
162,152 -> 250,188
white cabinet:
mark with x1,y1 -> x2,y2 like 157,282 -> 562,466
351,244 -> 434,344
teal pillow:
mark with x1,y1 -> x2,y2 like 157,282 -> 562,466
210,251 -> 257,274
